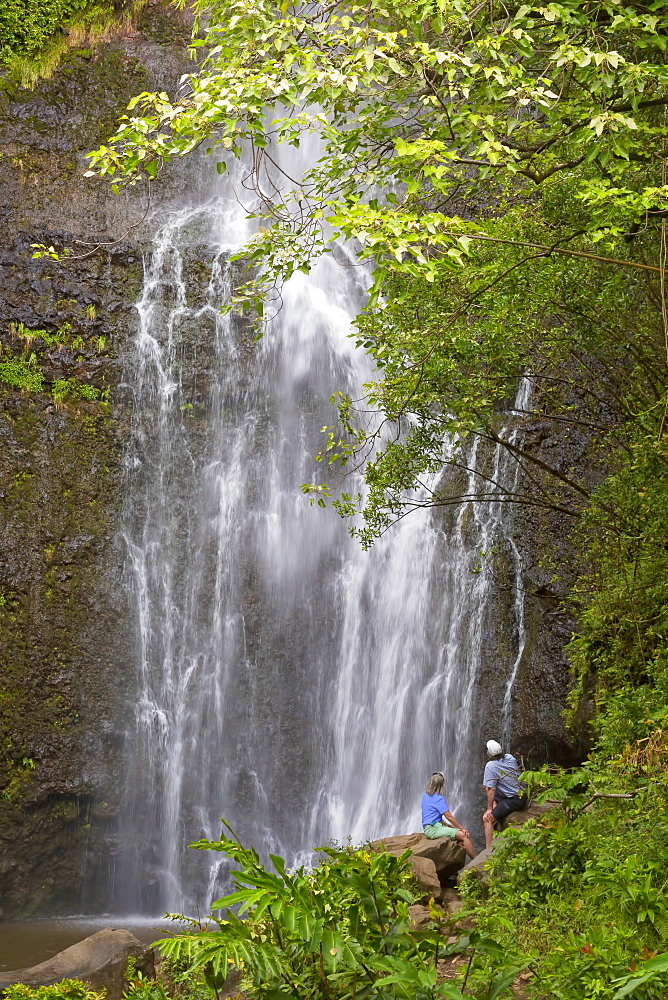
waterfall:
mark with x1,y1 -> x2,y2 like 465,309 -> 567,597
115,174 -> 532,914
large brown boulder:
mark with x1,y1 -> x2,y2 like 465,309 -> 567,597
0,929 -> 154,1000
407,855 -> 442,899
370,832 -> 467,898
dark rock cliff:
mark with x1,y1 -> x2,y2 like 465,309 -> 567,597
433,382 -> 600,801
0,2 -> 191,917
468,399 -> 602,780
0,1 -> 593,919
504,413 -> 594,769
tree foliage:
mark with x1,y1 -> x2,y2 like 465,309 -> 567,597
88,0 -> 668,248
71,7 -> 668,996
84,0 -> 668,539
82,0 -> 668,729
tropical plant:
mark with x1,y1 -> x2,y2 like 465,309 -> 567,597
156,827 -> 523,1000
52,377 -> 101,403
3,982 -> 106,1000
0,350 -> 45,392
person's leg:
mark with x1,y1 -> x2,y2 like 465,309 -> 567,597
483,810 -> 495,849
492,796 -> 524,824
455,829 -> 477,859
486,796 -> 525,847
424,822 -> 457,840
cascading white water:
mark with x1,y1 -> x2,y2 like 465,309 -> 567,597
116,169 -> 532,914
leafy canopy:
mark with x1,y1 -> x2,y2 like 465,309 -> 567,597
84,0 -> 668,539
86,0 -> 668,283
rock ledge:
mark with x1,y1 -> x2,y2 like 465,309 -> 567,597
370,832 -> 466,900
0,929 -> 154,1000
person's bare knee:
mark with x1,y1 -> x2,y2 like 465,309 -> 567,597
454,829 -> 477,858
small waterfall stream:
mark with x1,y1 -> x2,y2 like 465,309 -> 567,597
116,178 -> 531,914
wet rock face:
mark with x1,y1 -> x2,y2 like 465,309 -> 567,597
0,4 -> 192,918
498,410 -> 597,770
471,397 -> 603,781
0,387 -> 130,916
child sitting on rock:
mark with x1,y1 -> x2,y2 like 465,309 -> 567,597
421,772 -> 477,858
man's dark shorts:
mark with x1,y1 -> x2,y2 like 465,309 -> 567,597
492,795 -> 526,822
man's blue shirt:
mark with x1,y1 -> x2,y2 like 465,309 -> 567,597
422,792 -> 449,826
483,754 -> 525,797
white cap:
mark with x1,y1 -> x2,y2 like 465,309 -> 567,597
486,739 -> 503,756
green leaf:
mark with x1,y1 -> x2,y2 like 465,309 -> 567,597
613,953 -> 668,998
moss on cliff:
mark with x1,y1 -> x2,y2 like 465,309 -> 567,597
0,378 -> 127,912
0,0 -> 148,88
0,3 -> 191,917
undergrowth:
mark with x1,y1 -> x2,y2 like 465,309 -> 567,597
3,983 -> 106,1000
566,430 -> 668,756
458,737 -> 668,999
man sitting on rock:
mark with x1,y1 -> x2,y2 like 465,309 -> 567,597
422,771 -> 477,858
482,739 -> 527,848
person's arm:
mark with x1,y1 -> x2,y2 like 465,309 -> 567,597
482,786 -> 496,823
443,810 -> 470,839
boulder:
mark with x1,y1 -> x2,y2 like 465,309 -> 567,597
500,800 -> 554,831
407,855 -> 442,899
407,904 -> 432,929
456,802 -> 556,887
411,837 -> 467,880
441,887 -> 459,907
444,896 -> 465,919
456,844 -> 495,886
0,929 -> 154,1000
370,832 -> 466,885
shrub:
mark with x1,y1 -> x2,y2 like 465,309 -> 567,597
3,981 -> 106,1000
155,827 -> 521,1000
52,377 -> 101,403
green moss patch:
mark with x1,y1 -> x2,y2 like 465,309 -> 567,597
0,0 -> 146,87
